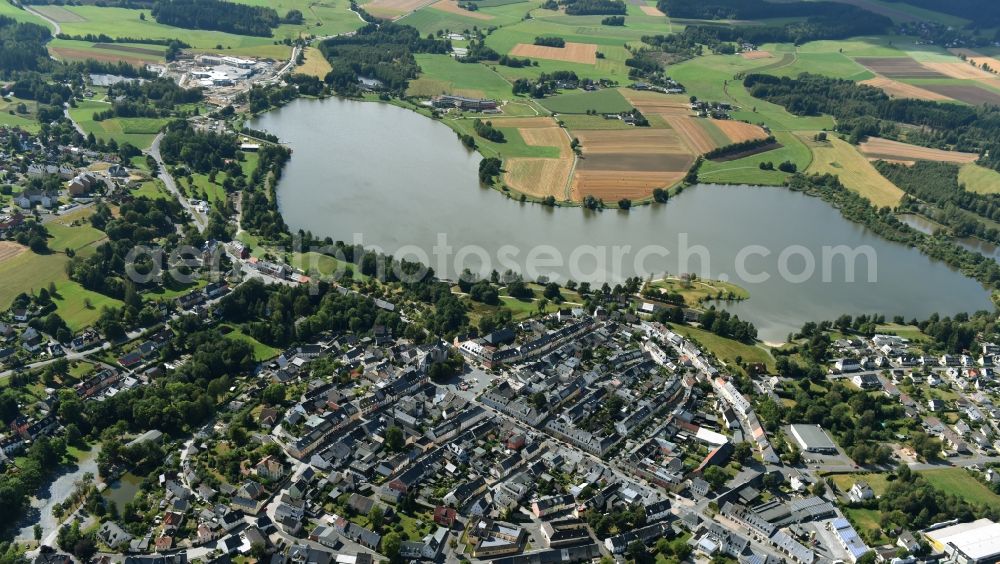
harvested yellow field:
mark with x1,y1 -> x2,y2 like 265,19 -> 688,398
806,136 -> 905,208
639,5 -> 665,16
949,49 -> 1000,75
860,75 -> 952,101
620,89 -> 692,116
488,117 -> 559,128
741,50 -> 773,60
519,127 -> 571,157
362,0 -> 433,18
510,42 -> 598,64
712,119 -> 769,143
664,116 -> 717,154
504,158 -> 573,198
571,171 -> 685,201
430,0 -> 494,19
859,137 -> 980,164
574,128 -> 686,153
297,47 -> 333,79
0,241 -> 27,263
921,61 -> 1000,82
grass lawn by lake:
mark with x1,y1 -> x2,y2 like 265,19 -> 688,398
698,130 -> 812,185
648,276 -> 748,307
671,323 -> 775,371
801,134 -> 904,208
919,468 -> 1000,510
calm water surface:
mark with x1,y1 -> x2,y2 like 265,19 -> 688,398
251,97 -> 992,342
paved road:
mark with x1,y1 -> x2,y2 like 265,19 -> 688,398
150,133 -> 207,233
24,5 -> 61,34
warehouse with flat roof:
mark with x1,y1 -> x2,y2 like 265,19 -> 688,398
789,424 -> 838,454
925,519 -> 1000,564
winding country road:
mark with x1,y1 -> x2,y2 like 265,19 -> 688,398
150,133 -> 208,233
24,5 -> 61,34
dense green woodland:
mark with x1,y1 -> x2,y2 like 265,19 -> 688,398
885,0 -> 1000,28
320,23 -> 451,95
744,74 -> 1000,171
151,0 -> 280,37
876,160 -> 1000,245
0,16 -> 51,74
657,0 -> 883,22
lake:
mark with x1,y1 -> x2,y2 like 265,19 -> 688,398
250,97 -> 992,342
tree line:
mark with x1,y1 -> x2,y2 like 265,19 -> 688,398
319,23 -> 450,95
744,73 -> 1000,171
151,0 -> 280,37
876,160 -> 1000,245
704,135 -> 776,160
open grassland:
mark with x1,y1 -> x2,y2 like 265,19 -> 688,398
49,39 -> 166,65
233,0 -> 365,38
0,97 -> 41,133
827,472 -> 892,496
671,323 -> 774,371
540,88 -> 632,114
297,47 -> 333,79
860,75 -> 951,101
223,325 -> 280,361
398,0 -> 530,34
0,247 -> 120,331
52,5 -> 294,57
68,100 -> 168,149
858,137 -> 980,164
698,130 -> 811,185
804,135 -> 905,208
407,54 -> 514,100
47,208 -> 107,253
361,0 -> 436,18
669,54 -> 835,131
843,508 -> 888,545
959,163 -> 1000,195
919,468 -> 1000,510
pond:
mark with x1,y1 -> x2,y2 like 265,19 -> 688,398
251,97 -> 992,342
102,472 -> 144,511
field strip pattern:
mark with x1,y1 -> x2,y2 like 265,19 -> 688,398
859,137 -> 980,164
509,42 -> 598,65
860,75 -> 952,102
711,119 -> 769,143
430,0 -> 494,20
663,115 -> 717,154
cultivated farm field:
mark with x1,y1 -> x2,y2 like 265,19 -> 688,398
804,135 -> 905,208
858,137 -> 980,164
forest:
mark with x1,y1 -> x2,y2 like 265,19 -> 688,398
560,0 -> 626,15
158,121 -> 238,173
744,73 -> 1000,170
657,0 -> 881,20
875,160 -> 1000,244
151,0 -> 280,37
0,16 -> 52,74
884,0 -> 1000,28
319,23 -> 450,95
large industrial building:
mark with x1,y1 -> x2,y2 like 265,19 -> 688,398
789,424 -> 838,454
925,519 -> 1000,564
